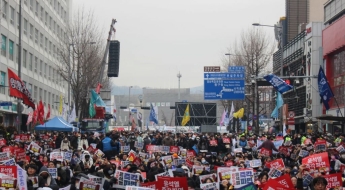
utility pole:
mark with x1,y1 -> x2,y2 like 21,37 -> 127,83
177,72 -> 182,100
18,0 -> 23,132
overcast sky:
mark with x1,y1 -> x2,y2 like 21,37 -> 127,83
73,0 -> 285,89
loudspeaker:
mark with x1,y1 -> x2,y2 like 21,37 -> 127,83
108,40 -> 120,77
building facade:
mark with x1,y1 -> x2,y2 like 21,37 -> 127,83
0,0 -> 71,130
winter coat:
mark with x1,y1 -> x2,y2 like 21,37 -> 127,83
80,139 -> 89,150
60,140 -> 70,151
162,137 -> 174,146
38,166 -> 59,190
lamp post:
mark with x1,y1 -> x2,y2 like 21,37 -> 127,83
128,86 -> 133,130
252,23 -> 283,132
225,53 -> 231,66
177,72 -> 182,100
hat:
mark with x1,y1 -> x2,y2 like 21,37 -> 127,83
173,153 -> 178,158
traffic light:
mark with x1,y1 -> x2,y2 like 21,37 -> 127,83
108,40 -> 120,77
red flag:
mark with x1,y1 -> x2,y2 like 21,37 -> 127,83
32,105 -> 38,125
131,115 -> 136,131
38,100 -> 44,124
46,104 -> 50,120
95,83 -> 102,94
26,112 -> 33,125
7,68 -> 35,109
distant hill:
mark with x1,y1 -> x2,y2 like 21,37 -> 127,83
111,85 -> 204,95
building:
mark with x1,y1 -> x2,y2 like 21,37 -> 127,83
285,0 -> 327,42
0,0 -> 71,130
322,0 -> 345,134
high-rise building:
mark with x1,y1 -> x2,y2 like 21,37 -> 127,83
0,0 -> 71,130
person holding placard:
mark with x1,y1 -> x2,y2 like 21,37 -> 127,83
38,166 -> 59,190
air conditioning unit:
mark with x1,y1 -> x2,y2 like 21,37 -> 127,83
303,108 -> 307,115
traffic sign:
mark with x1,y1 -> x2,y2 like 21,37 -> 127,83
288,111 -> 295,125
204,79 -> 245,100
204,66 -> 221,72
204,66 -> 245,100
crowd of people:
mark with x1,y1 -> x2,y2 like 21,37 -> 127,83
1,129 -> 345,190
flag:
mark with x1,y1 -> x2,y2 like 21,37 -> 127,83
113,97 -> 117,122
264,74 -> 293,94
181,104 -> 190,126
95,83 -> 102,94
68,104 -> 76,123
283,123 -> 287,137
58,95 -> 63,115
26,112 -> 33,125
137,112 -> 142,121
318,66 -> 334,110
90,89 -> 106,107
220,109 -> 227,126
271,92 -> 284,118
149,103 -> 158,124
224,109 -> 230,126
146,118 -> 149,131
37,100 -> 44,124
229,101 -> 234,121
46,104 -> 51,120
131,115 -> 137,131
233,108 -> 244,119
32,105 -> 38,125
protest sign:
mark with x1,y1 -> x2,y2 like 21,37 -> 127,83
50,152 -> 63,162
154,171 -> 171,181
225,161 -> 234,167
263,179 -> 292,190
79,177 -> 101,190
268,168 -> 283,178
15,149 -> 26,161
245,159 -> 262,168
200,182 -> 217,190
304,138 -> 312,145
314,140 -> 327,152
95,149 -> 105,158
140,181 -> 157,189
161,146 -> 170,153
161,156 -> 173,165
1,146 -> 14,155
222,138 -> 230,144
303,174 -> 314,186
274,174 -> 294,189
59,185 -> 71,190
48,168 -> 58,179
113,170 -> 140,189
192,165 -> 210,175
239,183 -> 257,190
230,169 -> 254,189
28,176 -> 39,188
17,165 -> 27,190
125,186 -> 154,190
216,167 -> 235,189
234,148 -> 242,154
302,152 -> 330,173
336,145 -> 345,154
265,158 -> 285,170
173,159 -> 186,166
0,152 -> 10,161
298,150 -> 309,158
199,174 -> 217,184
88,174 -> 105,188
0,166 -> 17,178
156,176 -> 188,190
0,139 -> 6,147
121,161 -> 130,169
28,142 -> 42,153
64,152 -> 73,161
209,140 -> 218,146
179,149 -> 187,158
0,177 -> 17,189
169,146 -> 179,154
86,146 -> 96,154
121,146 -> 130,153
324,173 -> 343,189
1,158 -> 15,166
186,150 -> 196,158
134,142 -> 144,149
260,148 -> 272,157
278,146 -> 289,157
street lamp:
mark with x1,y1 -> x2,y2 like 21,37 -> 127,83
177,72 -> 182,100
225,53 -> 231,66
128,86 -> 133,129
252,23 -> 284,132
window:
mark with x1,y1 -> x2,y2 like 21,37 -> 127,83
44,63 -> 47,78
15,44 -> 19,63
23,19 -> 28,35
35,1 -> 39,16
45,12 -> 48,26
10,6 -> 14,25
2,0 -> 7,19
48,66 -> 51,80
30,24 -> 33,39
40,33 -> 43,48
52,94 -> 54,109
35,28 -> 38,44
49,16 -> 52,29
33,86 -> 37,100
39,88 -> 42,100
40,6 -> 43,21
23,49 -> 27,68
52,68 -> 55,82
8,40 -> 13,60
1,35 -> 6,57
34,56 -> 38,73
0,71 -> 5,94
45,37 -> 47,51
17,12 -> 19,29
44,90 -> 46,105
49,41 -> 52,54
27,83 -> 32,95
39,60 -> 42,75
48,92 -> 50,106
29,53 -> 33,71
53,21 -> 56,32
53,45 -> 56,58
30,0 -> 34,10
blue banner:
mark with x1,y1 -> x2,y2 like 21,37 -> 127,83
318,66 -> 333,110
264,74 -> 293,94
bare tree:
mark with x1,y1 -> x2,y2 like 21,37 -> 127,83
220,27 -> 275,132
57,8 -> 110,119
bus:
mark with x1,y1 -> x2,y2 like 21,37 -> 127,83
80,118 -> 108,133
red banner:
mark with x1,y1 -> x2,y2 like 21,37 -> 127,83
324,173 -> 342,189
140,181 -> 157,189
265,158 -> 285,170
264,178 -> 295,190
314,140 -> 327,152
1,146 -> 14,155
170,146 -> 179,154
13,134 -> 30,141
302,152 -> 330,173
274,174 -> 294,189
0,139 -> 6,147
260,147 -> 272,157
278,146 -> 289,157
157,176 -> 188,190
187,150 -> 196,158
209,140 -> 218,146
15,149 -> 26,161
225,161 -> 233,167
7,68 -> 35,109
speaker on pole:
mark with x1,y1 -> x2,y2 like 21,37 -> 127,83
108,40 -> 120,77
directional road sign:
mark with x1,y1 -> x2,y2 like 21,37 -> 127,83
204,66 -> 245,100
